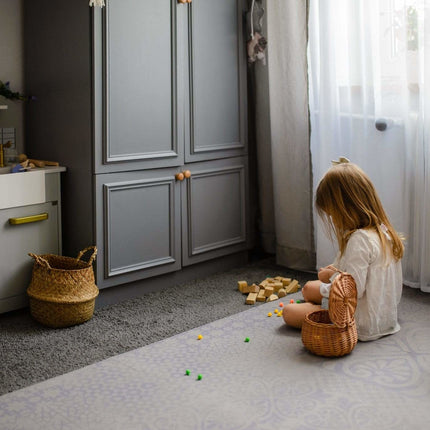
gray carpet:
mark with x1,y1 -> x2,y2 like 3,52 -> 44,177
0,256 -> 312,396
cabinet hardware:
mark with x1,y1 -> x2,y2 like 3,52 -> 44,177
175,172 -> 185,181
183,170 -> 191,178
8,213 -> 49,225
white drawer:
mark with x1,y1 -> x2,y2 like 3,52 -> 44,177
0,170 -> 45,209
0,202 -> 59,312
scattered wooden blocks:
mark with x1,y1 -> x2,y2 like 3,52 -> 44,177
238,275 -> 301,306
272,282 -> 283,292
246,292 -> 258,305
263,286 -> 274,297
285,279 -> 299,294
266,294 -> 278,302
278,288 -> 287,298
257,289 -> 266,302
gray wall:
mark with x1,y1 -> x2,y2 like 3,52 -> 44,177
0,0 -> 25,158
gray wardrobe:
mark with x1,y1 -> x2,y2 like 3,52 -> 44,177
24,0 -> 249,290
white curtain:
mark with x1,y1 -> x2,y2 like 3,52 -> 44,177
308,0 -> 430,292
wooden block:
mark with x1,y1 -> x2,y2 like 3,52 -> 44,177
282,278 -> 291,286
264,286 -> 274,297
272,282 -> 283,292
278,288 -> 287,298
285,279 -> 299,294
259,280 -> 269,288
257,289 -> 266,302
266,294 -> 278,302
274,276 -> 284,281
238,280 -> 248,293
246,292 -> 258,305
249,283 -> 260,293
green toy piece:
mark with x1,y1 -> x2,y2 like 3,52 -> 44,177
244,337 -> 250,342
185,369 -> 191,375
197,374 -> 203,380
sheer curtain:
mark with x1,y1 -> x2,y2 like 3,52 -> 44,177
308,0 -> 430,292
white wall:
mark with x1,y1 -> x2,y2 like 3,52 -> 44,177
0,0 -> 25,157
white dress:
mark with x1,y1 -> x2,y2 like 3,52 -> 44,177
326,229 -> 403,341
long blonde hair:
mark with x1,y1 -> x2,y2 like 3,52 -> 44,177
315,163 -> 404,260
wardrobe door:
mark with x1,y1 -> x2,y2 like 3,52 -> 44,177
93,0 -> 186,173
185,0 -> 247,162
181,157 -> 248,266
95,168 -> 182,288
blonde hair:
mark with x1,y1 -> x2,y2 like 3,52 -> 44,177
315,163 -> 404,260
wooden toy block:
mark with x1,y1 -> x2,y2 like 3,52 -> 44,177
274,276 -> 284,281
266,294 -> 278,302
246,292 -> 258,305
282,278 -> 292,286
264,286 -> 274,297
249,283 -> 260,293
259,280 -> 269,288
285,279 -> 299,294
257,289 -> 266,302
278,288 -> 287,297
272,282 -> 283,292
238,280 -> 248,293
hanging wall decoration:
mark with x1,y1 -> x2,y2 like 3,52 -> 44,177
89,0 -> 105,7
247,0 -> 267,65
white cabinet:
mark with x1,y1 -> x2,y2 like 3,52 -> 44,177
0,169 -> 64,313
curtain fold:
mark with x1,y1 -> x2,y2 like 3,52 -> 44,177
251,0 -> 315,271
308,0 -> 430,292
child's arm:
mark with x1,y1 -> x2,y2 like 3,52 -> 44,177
335,231 -> 374,299
318,265 -> 337,283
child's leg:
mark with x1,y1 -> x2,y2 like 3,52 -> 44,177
301,280 -> 323,304
282,302 -> 322,329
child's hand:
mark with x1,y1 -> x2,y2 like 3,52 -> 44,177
318,265 -> 337,283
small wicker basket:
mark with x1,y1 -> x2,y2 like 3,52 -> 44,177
301,270 -> 358,357
27,246 -> 98,328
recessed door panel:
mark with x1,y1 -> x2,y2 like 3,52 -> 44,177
96,170 -> 181,288
182,158 -> 248,266
186,0 -> 247,162
95,0 -> 184,172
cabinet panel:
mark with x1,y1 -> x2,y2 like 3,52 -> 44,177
94,0 -> 185,172
186,0 -> 247,162
95,169 -> 181,288
0,202 -> 59,312
182,157 -> 248,266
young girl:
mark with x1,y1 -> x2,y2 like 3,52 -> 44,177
283,161 -> 404,341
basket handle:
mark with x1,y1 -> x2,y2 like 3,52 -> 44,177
76,246 -> 97,264
28,253 -> 52,269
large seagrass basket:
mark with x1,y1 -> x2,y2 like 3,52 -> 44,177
301,270 -> 358,357
27,246 -> 98,328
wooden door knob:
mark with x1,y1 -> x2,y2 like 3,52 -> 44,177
175,172 -> 185,181
183,170 -> 191,178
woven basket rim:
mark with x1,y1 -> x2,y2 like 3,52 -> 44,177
36,254 -> 94,271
